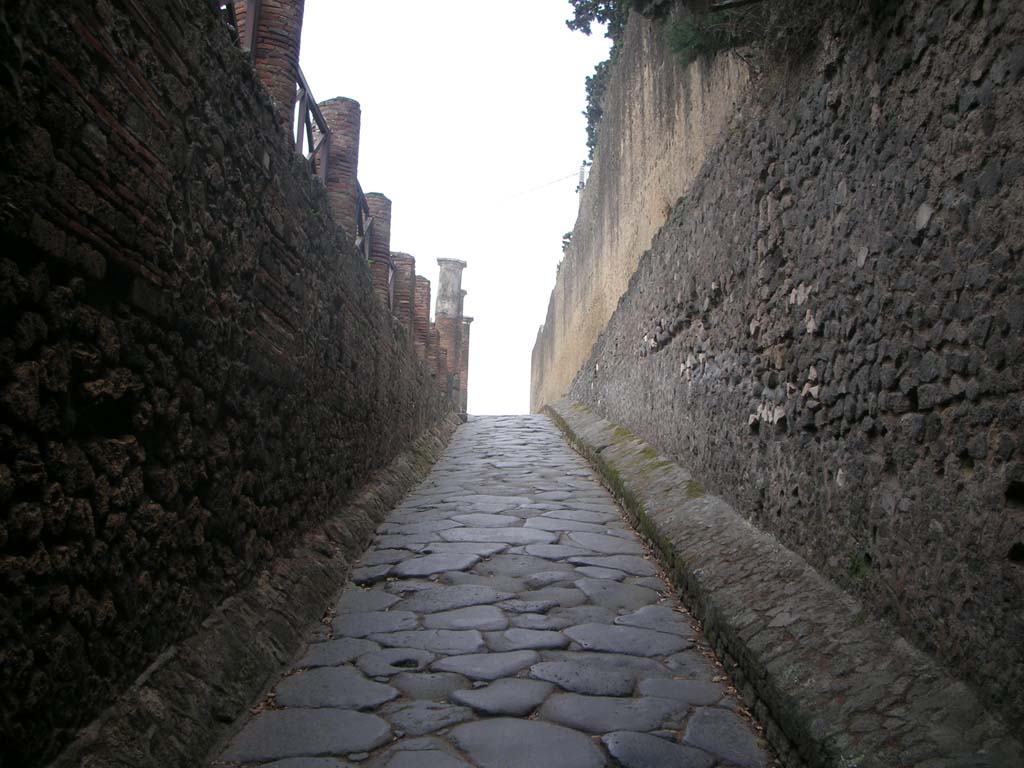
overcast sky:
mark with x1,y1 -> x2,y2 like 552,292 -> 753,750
298,1 -> 611,414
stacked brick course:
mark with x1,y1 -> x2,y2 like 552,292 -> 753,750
365,193 -> 393,307
414,276 -> 431,359
391,252 -> 417,339
319,97 -> 361,238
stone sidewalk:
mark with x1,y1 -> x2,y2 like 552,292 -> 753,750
212,415 -> 772,768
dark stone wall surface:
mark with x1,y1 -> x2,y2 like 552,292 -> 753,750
570,0 -> 1024,730
0,1 -> 448,764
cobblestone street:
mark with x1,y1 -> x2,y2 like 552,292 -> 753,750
214,416 -> 770,767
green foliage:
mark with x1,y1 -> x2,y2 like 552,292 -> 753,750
565,0 -> 631,41
583,58 -> 612,157
562,230 -> 574,252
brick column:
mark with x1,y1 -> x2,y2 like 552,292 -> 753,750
427,324 -> 440,381
318,97 -> 360,238
435,259 -> 466,404
437,347 -> 450,396
414,276 -> 431,360
459,316 -> 473,413
364,193 -> 392,308
236,0 -> 305,134
391,252 -> 417,339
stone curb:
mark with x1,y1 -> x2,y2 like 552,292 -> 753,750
545,399 -> 1022,768
48,414 -> 462,768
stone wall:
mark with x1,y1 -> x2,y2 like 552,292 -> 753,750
0,1 -> 450,764
530,11 -> 749,411
569,0 -> 1024,730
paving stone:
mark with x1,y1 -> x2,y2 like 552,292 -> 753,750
450,513 -> 520,527
351,564 -> 393,584
523,570 -> 578,587
274,666 -> 398,710
602,731 -> 715,768
379,700 -> 474,736
630,577 -> 666,592
375,534 -> 432,550
542,509 -> 619,524
420,541 -> 509,557
574,578 -> 660,611
539,693 -> 685,734
333,611 -> 418,638
509,612 -> 572,630
522,543 -> 594,559
566,532 -> 645,555
423,605 -> 508,631
497,598 -> 560,614
486,627 -> 570,651
440,527 -> 558,545
359,549 -> 417,566
637,677 -> 726,705
263,759 -> 352,768
524,517 -> 610,533
476,554 -> 574,578
395,585 -> 513,614
449,718 -> 606,768
451,678 -> 555,716
391,553 -> 480,578
432,650 -> 540,680
443,572 -> 526,593
682,707 -> 768,768
379,519 -> 462,535
664,651 -> 721,679
575,566 -> 626,580
296,637 -> 380,668
529,660 -> 636,696
565,623 -> 690,656
392,672 -> 470,700
567,555 -> 658,576
356,648 -> 436,677
370,745 -> 472,768
221,709 -> 391,762
524,587 -> 588,609
367,630 -> 486,655
615,605 -> 694,636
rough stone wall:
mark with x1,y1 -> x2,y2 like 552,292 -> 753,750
530,11 -> 749,411
0,1 -> 449,764
569,0 -> 1024,729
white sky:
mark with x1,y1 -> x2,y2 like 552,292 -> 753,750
298,1 -> 611,414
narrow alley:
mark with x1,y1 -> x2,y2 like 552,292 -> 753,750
214,416 -> 770,767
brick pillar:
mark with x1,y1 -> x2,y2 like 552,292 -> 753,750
437,347 -> 450,396
364,193 -> 392,308
236,0 -> 305,134
414,276 -> 431,360
391,253 -> 417,339
435,259 -> 466,405
459,316 -> 473,413
427,324 -> 440,381
318,97 -> 360,238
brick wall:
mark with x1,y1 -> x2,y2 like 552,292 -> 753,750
569,0 -> 1024,730
0,1 -> 450,763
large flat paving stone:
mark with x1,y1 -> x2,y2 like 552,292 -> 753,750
523,543 -> 594,560
263,759 -> 353,768
379,519 -> 462,535
638,677 -> 726,705
566,532 -> 645,555
615,605 -> 694,636
336,589 -> 401,613
440,527 -> 558,545
367,630 -> 485,655
478,554 -> 575,578
565,623 -> 690,656
395,585 -> 514,614
682,707 -> 769,768
333,611 -> 418,638
542,509 -> 619,524
360,549 -> 417,566
524,517 -> 610,533
529,660 -> 636,696
449,718 -> 607,768
602,731 -> 715,768
273,666 -> 398,709
450,513 -> 520,527
420,541 -> 509,556
567,555 -> 658,576
369,739 -> 473,768
392,672 -> 470,700
221,709 -> 391,762
432,650 -> 539,680
539,693 -> 685,734
356,648 -> 435,677
451,677 -> 555,716
296,637 -> 380,668
378,700 -> 473,736
423,605 -> 508,631
391,553 -> 480,577
574,578 -> 660,611
486,627 -> 570,651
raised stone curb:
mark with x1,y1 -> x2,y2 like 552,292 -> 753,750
545,399 -> 1022,768
48,414 -> 462,768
